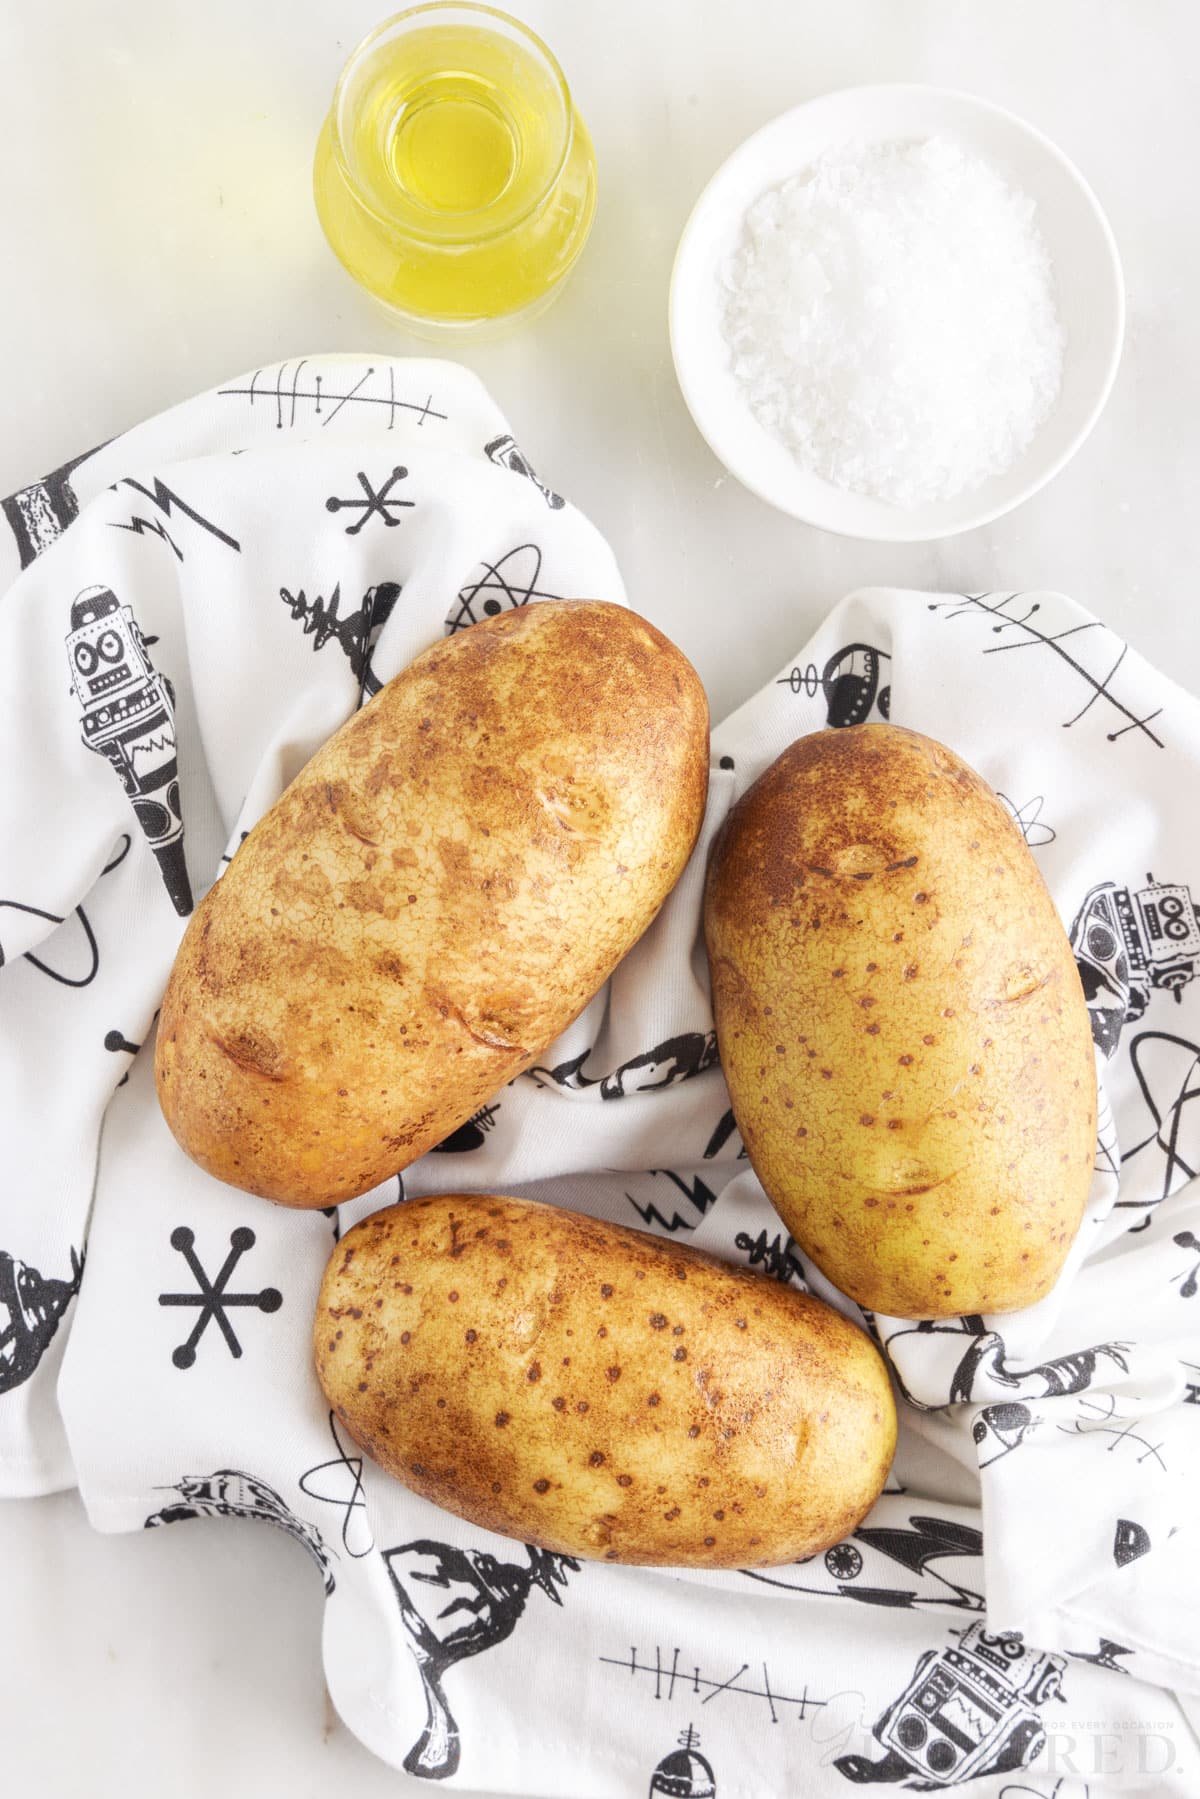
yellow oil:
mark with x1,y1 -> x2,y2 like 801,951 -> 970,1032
314,19 -> 596,326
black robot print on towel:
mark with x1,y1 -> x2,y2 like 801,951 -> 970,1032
1069,874 -> 1200,1059
836,1622 -> 1066,1790
0,1247 -> 84,1396
145,1470 -> 334,1593
65,585 -> 192,915
383,1538 -> 578,1780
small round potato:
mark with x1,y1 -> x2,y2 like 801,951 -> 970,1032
155,602 -> 708,1207
705,723 -> 1097,1318
314,1193 -> 897,1568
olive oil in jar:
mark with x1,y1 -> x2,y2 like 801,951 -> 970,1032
314,6 -> 597,328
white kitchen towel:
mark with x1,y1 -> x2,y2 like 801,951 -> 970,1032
1,355 -> 1198,1799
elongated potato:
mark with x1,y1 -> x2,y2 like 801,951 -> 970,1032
315,1194 -> 897,1567
705,723 -> 1096,1318
156,602 -> 708,1207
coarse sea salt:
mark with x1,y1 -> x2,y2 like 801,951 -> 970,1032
720,136 -> 1065,508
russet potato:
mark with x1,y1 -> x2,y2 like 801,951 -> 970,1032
156,601 -> 708,1207
314,1193 -> 896,1567
704,723 -> 1096,1318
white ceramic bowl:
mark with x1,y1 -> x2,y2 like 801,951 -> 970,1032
669,85 -> 1125,542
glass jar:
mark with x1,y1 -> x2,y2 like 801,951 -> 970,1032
313,3 -> 598,333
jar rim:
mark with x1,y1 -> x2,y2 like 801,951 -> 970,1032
327,1 -> 576,246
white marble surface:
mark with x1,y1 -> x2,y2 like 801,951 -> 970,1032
1,2 -> 1196,1792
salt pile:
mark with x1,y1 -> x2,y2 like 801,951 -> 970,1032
720,136 -> 1065,507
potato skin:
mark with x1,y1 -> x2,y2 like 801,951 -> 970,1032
155,602 -> 708,1207
314,1193 -> 896,1568
704,724 -> 1096,1319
